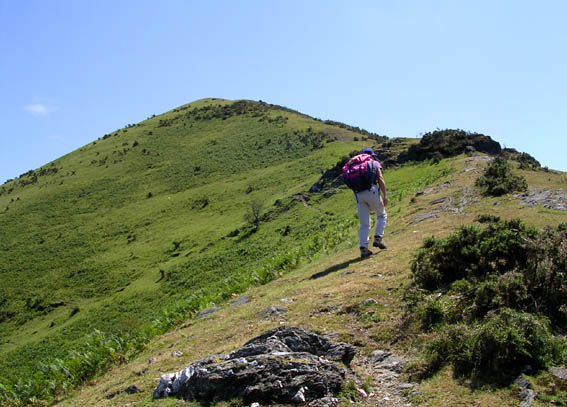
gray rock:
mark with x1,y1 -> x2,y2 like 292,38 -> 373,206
514,375 -> 531,389
420,182 -> 451,195
409,213 -> 437,225
550,367 -> 567,381
519,388 -> 535,407
320,305 -> 342,314
154,327 -> 355,404
371,350 -> 392,363
292,386 -> 308,403
429,197 -> 450,205
280,298 -> 294,303
409,390 -> 423,397
466,156 -> 493,162
231,296 -> 250,306
233,326 -> 356,365
171,351 -> 183,357
377,355 -> 404,373
515,189 -> 567,211
198,306 -> 221,319
363,298 -> 378,305
258,305 -> 288,319
309,397 -> 339,407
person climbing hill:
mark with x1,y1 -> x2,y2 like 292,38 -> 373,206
342,147 -> 388,258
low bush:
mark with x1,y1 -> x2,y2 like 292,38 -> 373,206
421,309 -> 561,379
411,219 -> 536,291
406,219 -> 567,379
502,148 -> 541,170
475,156 -> 528,196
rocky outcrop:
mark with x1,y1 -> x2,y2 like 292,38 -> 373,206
515,375 -> 535,407
515,189 -> 567,211
154,326 -> 356,404
397,129 -> 502,164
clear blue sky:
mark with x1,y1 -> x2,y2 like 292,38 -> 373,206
1,1 -> 566,183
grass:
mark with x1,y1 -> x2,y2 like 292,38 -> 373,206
0,98 -> 430,405
55,164 -> 566,407
53,153 -> 565,407
2,99 -> 566,406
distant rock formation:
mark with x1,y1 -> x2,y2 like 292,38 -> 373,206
154,326 -> 356,404
308,129 -> 510,195
397,129 -> 502,164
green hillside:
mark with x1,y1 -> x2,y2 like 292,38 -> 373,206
0,99 -> 418,394
1,99 -> 566,407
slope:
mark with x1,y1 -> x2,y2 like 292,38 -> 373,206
2,98 -> 566,406
0,99 -> 397,385
53,153 -> 567,407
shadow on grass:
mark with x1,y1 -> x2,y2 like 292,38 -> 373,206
308,256 -> 368,280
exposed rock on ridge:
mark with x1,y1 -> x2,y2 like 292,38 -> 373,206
154,326 -> 356,403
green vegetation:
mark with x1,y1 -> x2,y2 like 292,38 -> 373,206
502,148 -> 541,170
0,217 -> 356,406
398,129 -> 501,164
406,218 -> 567,380
1,98 -> 562,407
0,98 -> 453,406
476,156 -> 528,196
0,99 -> 363,401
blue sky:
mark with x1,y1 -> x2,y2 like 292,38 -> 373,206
1,1 -> 566,183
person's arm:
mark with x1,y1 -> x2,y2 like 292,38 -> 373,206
376,167 -> 388,206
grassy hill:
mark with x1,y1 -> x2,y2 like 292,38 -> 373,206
0,99 -> 417,398
1,99 -> 566,406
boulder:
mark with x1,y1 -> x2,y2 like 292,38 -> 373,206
258,305 -> 288,319
231,296 -> 250,306
198,306 -> 221,319
154,326 -> 356,404
550,367 -> 567,381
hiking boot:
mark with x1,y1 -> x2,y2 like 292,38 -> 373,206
373,236 -> 388,249
360,247 -> 373,258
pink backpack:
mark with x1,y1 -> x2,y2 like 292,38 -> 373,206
342,154 -> 378,192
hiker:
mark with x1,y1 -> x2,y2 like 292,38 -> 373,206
343,147 -> 388,258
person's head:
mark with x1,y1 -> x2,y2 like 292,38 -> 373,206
362,147 -> 377,158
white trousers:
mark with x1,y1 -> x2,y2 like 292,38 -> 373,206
354,184 -> 387,248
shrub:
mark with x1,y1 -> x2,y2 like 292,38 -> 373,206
411,219 -> 536,291
475,156 -> 528,196
502,148 -> 541,170
467,309 -> 558,374
476,214 -> 501,223
243,200 -> 264,226
421,309 -> 561,379
407,219 -> 567,379
523,223 -> 567,326
417,296 -> 448,331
